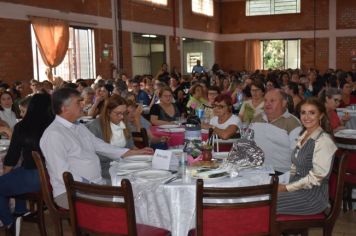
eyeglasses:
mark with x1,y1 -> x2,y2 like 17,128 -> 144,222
208,92 -> 218,96
111,111 -> 128,116
212,104 -> 227,109
333,98 -> 341,103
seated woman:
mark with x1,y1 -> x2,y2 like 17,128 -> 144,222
150,87 -> 181,126
320,87 -> 350,132
88,84 -> 112,118
0,94 -> 54,234
0,91 -> 19,129
126,100 -> 169,149
339,79 -> 356,108
239,81 -> 265,124
81,87 -> 95,116
204,86 -> 221,121
87,95 -> 135,181
202,94 -> 242,140
186,84 -> 208,110
277,98 -> 337,215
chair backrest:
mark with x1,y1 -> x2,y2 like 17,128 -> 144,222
334,136 -> 356,174
32,151 -> 64,216
132,128 -> 149,148
326,149 -> 348,225
63,172 -> 137,236
195,176 -> 279,236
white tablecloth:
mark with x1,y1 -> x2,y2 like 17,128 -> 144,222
109,162 -> 271,236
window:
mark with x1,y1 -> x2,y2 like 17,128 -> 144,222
140,0 -> 167,6
192,0 -> 214,16
31,27 -> 96,81
183,38 -> 214,75
246,0 -> 300,16
261,39 -> 300,70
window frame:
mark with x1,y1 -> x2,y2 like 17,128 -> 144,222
260,38 -> 300,70
246,0 -> 301,17
132,0 -> 170,9
191,0 -> 214,17
31,25 -> 96,81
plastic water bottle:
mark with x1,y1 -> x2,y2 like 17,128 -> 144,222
179,152 -> 188,183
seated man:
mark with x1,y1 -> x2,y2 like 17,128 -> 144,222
251,89 -> 302,174
40,88 -> 153,209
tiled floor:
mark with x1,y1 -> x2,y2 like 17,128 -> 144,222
1,211 -> 356,236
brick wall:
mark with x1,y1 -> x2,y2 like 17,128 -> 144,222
169,36 -> 181,72
1,0 -> 112,17
301,38 -> 329,73
0,18 -> 33,85
121,0 -> 177,27
121,31 -> 133,78
336,37 -> 356,71
183,0 -> 220,33
337,0 -> 356,29
215,41 -> 245,71
95,28 -> 113,80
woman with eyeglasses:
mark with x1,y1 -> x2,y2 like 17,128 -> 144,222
202,94 -> 242,139
150,87 -> 181,126
320,87 -> 350,132
86,95 -> 135,181
238,81 -> 265,124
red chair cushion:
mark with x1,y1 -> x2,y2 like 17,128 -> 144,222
277,213 -> 325,221
202,206 -> 270,236
75,201 -> 129,235
136,224 -> 171,236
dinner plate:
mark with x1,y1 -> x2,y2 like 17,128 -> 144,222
346,109 -> 356,114
159,124 -> 180,129
124,155 -> 153,162
201,129 -> 209,134
336,129 -> 356,136
133,170 -> 172,180
117,162 -> 151,172
213,152 -> 229,160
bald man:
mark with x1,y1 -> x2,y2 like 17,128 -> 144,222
251,89 -> 302,174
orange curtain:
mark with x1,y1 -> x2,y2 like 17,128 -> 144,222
245,40 -> 261,72
31,17 -> 69,79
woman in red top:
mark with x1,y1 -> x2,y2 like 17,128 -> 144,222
339,79 -> 356,108
320,88 -> 350,132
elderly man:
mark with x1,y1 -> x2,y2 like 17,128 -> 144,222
40,88 -> 153,209
251,89 -> 302,174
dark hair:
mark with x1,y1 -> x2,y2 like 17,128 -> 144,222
18,93 -> 54,148
208,86 -> 221,94
339,79 -> 349,90
19,96 -> 32,108
77,81 -> 88,88
52,88 -> 80,115
214,94 -> 233,112
288,82 -> 299,95
62,83 -> 78,90
0,91 -> 19,117
190,84 -> 203,96
251,81 -> 265,93
299,97 -> 331,134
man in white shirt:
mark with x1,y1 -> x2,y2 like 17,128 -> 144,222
40,88 -> 153,208
251,89 -> 302,174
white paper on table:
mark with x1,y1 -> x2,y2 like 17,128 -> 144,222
152,149 -> 174,170
278,171 -> 290,184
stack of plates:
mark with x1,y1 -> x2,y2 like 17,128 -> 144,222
123,155 -> 153,162
116,162 -> 151,176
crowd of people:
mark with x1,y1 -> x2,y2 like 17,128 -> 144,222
0,64 -> 355,234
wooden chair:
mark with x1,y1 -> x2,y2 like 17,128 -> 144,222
275,152 -> 348,236
132,128 -> 149,148
189,176 -> 279,236
334,136 -> 356,212
32,151 -> 69,236
16,191 -> 47,236
63,171 -> 171,236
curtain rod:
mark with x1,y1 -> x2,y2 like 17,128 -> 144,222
27,15 -> 98,26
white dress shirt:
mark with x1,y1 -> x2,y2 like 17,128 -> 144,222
40,115 -> 129,198
0,108 -> 17,129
